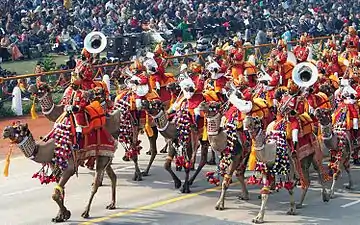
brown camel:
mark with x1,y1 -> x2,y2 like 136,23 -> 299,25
2,122 -> 117,222
141,99 -> 210,193
315,108 -> 354,198
28,83 -> 163,181
199,101 -> 250,210
244,116 -> 330,224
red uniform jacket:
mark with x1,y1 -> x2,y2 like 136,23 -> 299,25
293,45 -> 309,63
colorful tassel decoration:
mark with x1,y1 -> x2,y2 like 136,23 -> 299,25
31,97 -> 38,120
3,145 -> 13,177
145,113 -> 154,137
248,144 -> 257,171
202,118 -> 208,141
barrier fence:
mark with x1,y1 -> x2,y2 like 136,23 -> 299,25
0,34 -> 341,86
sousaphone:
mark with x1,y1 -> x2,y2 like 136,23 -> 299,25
292,62 -> 319,87
84,31 -> 107,54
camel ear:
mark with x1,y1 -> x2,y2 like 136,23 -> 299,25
24,123 -> 28,130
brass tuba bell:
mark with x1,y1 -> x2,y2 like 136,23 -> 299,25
292,62 -> 318,87
84,31 -> 107,54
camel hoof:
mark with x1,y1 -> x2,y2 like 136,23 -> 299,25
132,174 -> 143,181
188,180 -> 194,186
122,155 -> 130,162
141,171 -> 149,177
146,151 -> 151,155
344,184 -> 353,190
238,193 -> 250,201
296,203 -> 304,209
91,182 -> 103,187
252,216 -> 264,224
160,149 -> 167,154
215,204 -> 225,210
207,160 -> 216,165
176,166 -> 182,171
174,179 -> 182,189
322,191 -> 331,202
330,192 -> 335,199
286,208 -> 297,215
81,211 -> 90,219
181,185 -> 191,193
106,203 -> 116,210
52,210 -> 71,223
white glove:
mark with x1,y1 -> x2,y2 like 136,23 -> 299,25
66,105 -> 73,112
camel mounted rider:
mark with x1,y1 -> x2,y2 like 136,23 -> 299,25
342,26 -> 359,61
269,39 -> 288,86
203,60 -> 229,103
277,80 -> 313,157
169,74 -> 205,131
332,80 -> 360,163
324,37 -> 344,77
254,70 -> 278,120
293,34 -> 310,63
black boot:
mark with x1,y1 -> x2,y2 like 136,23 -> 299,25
353,129 -> 359,146
73,132 -> 82,151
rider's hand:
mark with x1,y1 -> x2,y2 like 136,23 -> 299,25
66,105 -> 73,112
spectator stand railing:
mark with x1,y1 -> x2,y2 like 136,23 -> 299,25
0,35 -> 341,93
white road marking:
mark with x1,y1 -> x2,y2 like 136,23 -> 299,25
114,165 -> 135,172
2,186 -> 43,197
340,200 -> 360,208
153,181 -> 169,185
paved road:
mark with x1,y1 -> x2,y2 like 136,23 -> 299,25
1,135 -> 360,225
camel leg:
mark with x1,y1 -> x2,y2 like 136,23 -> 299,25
132,154 -> 143,181
189,142 -> 209,185
81,156 -> 111,219
142,127 -> 158,176
344,165 -> 353,189
164,144 -> 182,189
215,154 -> 242,210
160,139 -> 169,153
252,175 -> 271,224
215,174 -> 232,210
181,168 -> 191,193
207,148 -> 216,165
297,155 -> 311,209
105,164 -> 117,210
287,188 -> 297,215
312,157 -> 331,204
237,152 -> 250,200
52,161 -> 75,223
252,193 -> 269,224
330,170 -> 340,198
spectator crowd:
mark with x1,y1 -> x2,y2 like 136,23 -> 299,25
0,0 -> 359,65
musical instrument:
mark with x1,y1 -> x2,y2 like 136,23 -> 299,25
292,62 -> 319,88
84,31 -> 107,54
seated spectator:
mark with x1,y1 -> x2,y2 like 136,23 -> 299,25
0,35 -> 23,61
58,29 -> 78,54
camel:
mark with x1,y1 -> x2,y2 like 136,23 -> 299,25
2,122 -> 117,222
244,116 -> 331,224
315,108 -> 354,197
28,83 -> 162,181
199,101 -> 250,210
141,99 -> 211,193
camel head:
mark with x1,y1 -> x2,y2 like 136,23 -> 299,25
243,116 -> 262,138
319,83 -> 334,97
314,108 -> 332,126
2,122 -> 29,144
199,101 -> 222,118
28,82 -> 51,99
141,99 -> 164,116
88,87 -> 106,104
